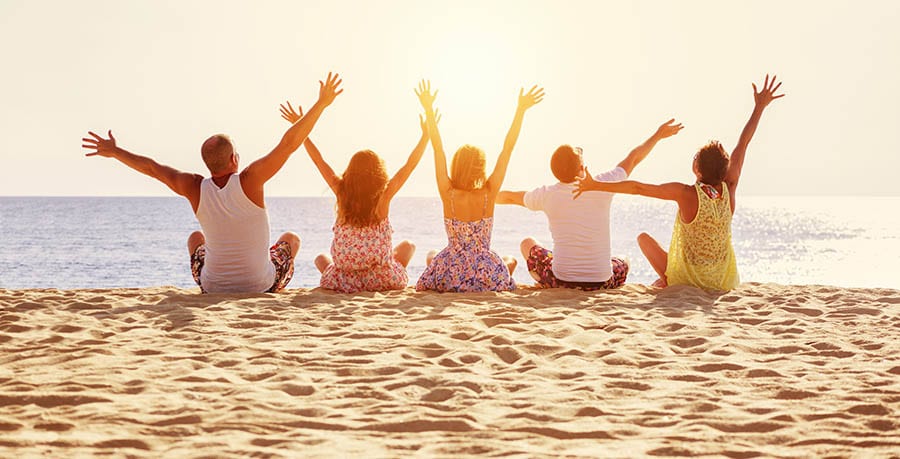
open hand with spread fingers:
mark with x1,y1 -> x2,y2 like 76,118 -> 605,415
415,79 -> 438,111
572,168 -> 601,199
318,72 -> 344,107
280,101 -> 303,124
753,74 -> 785,109
82,130 -> 119,158
654,118 -> 684,139
517,85 -> 545,111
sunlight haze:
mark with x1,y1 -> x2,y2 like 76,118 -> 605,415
1,0 -> 898,197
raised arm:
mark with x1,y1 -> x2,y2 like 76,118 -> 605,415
384,114 -> 431,200
415,80 -> 451,196
485,86 -> 544,193
574,170 -> 689,203
616,119 -> 683,176
724,74 -> 784,193
279,101 -> 340,194
496,190 -> 526,206
83,130 -> 202,210
242,72 -> 343,190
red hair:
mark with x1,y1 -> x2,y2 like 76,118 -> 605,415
337,150 -> 389,227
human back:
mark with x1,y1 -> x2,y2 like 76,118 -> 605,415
82,72 -> 344,293
441,144 -> 495,221
666,183 -> 739,290
414,80 -> 544,292
524,167 -> 626,282
195,174 -> 276,292
572,74 -> 785,290
278,99 -> 427,293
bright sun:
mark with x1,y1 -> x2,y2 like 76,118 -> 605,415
425,25 -> 531,142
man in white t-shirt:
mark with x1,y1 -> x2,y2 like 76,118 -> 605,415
497,119 -> 682,290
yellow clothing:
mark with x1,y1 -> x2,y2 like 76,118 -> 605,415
665,183 -> 739,291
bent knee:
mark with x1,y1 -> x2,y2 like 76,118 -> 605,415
280,232 -> 301,255
187,231 -> 205,253
636,232 -> 659,247
520,237 -> 539,256
281,231 -> 301,245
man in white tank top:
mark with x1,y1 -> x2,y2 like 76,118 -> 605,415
82,73 -> 344,293
497,119 -> 683,290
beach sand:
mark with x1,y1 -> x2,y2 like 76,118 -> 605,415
1,283 -> 899,457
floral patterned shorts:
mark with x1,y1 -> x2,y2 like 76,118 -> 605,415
191,241 -> 295,293
526,244 -> 628,290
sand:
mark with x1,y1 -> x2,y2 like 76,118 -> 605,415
1,283 -> 899,458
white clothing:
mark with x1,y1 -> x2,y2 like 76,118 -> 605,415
195,174 -> 275,293
523,167 -> 627,282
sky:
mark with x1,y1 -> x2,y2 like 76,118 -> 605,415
1,0 -> 899,197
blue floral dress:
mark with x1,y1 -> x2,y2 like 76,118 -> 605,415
415,192 -> 515,292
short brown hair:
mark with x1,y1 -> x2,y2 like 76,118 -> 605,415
201,134 -> 234,175
695,141 -> 729,185
550,145 -> 582,183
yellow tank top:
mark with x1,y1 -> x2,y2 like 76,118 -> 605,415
665,183 -> 739,291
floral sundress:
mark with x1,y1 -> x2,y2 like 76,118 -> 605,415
415,192 -> 515,292
320,219 -> 408,293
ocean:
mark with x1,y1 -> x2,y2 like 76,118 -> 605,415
1,196 -> 898,290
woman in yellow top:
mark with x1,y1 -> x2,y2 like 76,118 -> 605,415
573,75 -> 784,290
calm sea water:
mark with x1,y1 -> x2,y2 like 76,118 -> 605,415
1,196 -> 898,289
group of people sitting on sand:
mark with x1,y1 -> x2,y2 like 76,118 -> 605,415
83,73 -> 783,294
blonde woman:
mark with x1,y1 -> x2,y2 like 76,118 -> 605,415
415,80 -> 544,292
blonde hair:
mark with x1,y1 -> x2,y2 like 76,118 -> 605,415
450,144 -> 487,191
200,134 -> 234,175
337,150 -> 389,227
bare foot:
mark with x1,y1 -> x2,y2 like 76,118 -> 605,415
651,278 -> 667,288
504,256 -> 517,275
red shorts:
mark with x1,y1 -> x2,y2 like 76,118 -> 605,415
525,244 -> 628,290
191,241 -> 295,293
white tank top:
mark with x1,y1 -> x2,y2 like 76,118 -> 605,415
195,174 -> 275,293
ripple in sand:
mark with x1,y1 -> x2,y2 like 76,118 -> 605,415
866,420 -> 897,431
0,394 -> 111,407
669,337 -> 708,349
775,389 -> 818,400
0,422 -> 23,431
745,369 -> 784,378
606,380 -> 652,391
705,421 -> 787,433
848,404 -> 890,416
421,388 -> 456,402
490,346 -> 522,364
92,439 -> 151,450
280,384 -> 315,397
509,426 -> 615,440
361,419 -> 477,433
692,363 -> 745,372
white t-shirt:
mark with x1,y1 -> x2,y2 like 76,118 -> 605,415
523,167 -> 627,282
